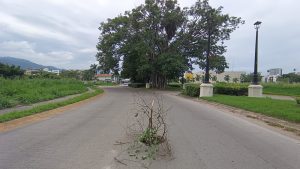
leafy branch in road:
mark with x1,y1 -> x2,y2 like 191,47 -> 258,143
114,93 -> 171,168
136,97 -> 168,147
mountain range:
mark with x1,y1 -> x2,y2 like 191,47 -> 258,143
0,56 -> 60,70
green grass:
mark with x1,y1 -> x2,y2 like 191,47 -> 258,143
0,88 -> 104,123
263,83 -> 300,97
0,78 -> 87,109
202,95 -> 300,123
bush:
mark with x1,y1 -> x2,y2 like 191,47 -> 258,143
0,97 -> 12,109
94,81 -> 116,86
214,83 -> 248,96
167,83 -> 181,88
184,84 -> 200,97
296,97 -> 300,105
167,83 -> 182,91
128,83 -> 146,88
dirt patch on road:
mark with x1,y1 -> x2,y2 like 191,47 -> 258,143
178,94 -> 300,141
0,93 -> 105,132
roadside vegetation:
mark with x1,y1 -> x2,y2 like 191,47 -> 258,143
181,82 -> 300,97
202,95 -> 300,123
93,81 -> 117,86
183,83 -> 200,97
0,63 -> 24,78
0,87 -> 103,123
262,83 -> 300,97
0,78 -> 87,109
180,82 -> 300,123
183,82 -> 248,97
166,83 -> 182,91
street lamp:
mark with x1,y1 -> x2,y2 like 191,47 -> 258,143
204,27 -> 211,84
248,21 -> 263,97
199,12 -> 214,97
252,21 -> 262,85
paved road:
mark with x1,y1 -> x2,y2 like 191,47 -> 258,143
0,87 -> 299,169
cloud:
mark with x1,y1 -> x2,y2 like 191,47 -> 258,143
0,41 -> 74,68
78,48 -> 98,54
0,0 -> 299,72
0,12 -> 78,44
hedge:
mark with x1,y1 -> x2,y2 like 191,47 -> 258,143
182,82 -> 249,97
214,83 -> 248,96
128,83 -> 146,88
167,83 -> 181,88
184,84 -> 200,97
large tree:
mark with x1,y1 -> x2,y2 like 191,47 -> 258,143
96,0 -> 243,88
186,0 -> 244,74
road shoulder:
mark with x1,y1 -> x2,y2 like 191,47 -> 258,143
176,94 -> 300,141
0,92 -> 105,132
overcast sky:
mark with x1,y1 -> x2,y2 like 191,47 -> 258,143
0,0 -> 299,74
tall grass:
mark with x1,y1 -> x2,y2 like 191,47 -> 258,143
262,83 -> 300,97
0,88 -> 103,123
0,78 -> 87,109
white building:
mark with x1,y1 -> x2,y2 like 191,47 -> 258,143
266,68 -> 282,82
51,70 -> 60,75
42,68 -> 60,75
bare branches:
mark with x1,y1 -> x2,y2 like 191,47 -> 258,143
114,92 -> 171,168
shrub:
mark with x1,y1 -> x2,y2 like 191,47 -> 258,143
214,83 -> 248,96
184,84 -> 200,97
128,83 -> 146,88
167,83 -> 181,88
296,97 -> 300,105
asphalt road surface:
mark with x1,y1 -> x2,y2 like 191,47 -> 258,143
0,87 -> 299,169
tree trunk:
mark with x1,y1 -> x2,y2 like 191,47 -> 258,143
150,72 -> 167,89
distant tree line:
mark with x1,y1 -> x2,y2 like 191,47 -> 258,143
240,73 -> 263,83
277,73 -> 300,83
59,64 -> 98,81
0,63 -> 24,78
0,62 -> 98,81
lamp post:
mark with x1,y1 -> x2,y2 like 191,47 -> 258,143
252,21 -> 261,85
248,21 -> 263,97
200,12 -> 213,97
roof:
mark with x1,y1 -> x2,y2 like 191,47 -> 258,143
95,74 -> 112,77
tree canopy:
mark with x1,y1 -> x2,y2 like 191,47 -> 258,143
96,0 -> 243,88
0,63 -> 24,78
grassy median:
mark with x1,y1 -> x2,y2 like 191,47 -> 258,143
0,78 -> 88,109
201,95 -> 300,123
0,88 -> 103,123
263,83 -> 300,97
